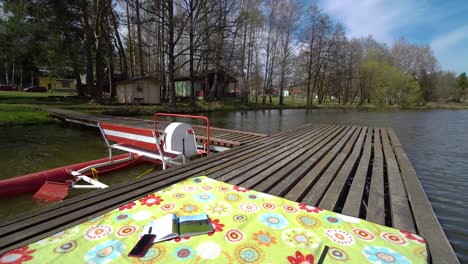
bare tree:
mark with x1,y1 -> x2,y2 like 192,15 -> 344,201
262,0 -> 278,105
135,0 -> 145,76
110,6 -> 128,78
276,0 -> 301,105
79,0 -> 94,96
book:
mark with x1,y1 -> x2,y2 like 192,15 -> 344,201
141,214 -> 213,243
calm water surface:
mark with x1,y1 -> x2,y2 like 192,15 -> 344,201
0,109 -> 467,262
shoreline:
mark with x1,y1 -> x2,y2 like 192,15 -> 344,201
1,92 -> 467,125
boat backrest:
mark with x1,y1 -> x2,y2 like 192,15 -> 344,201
98,123 -> 161,152
164,122 -> 198,156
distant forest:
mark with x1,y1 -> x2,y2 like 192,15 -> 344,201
0,0 -> 466,106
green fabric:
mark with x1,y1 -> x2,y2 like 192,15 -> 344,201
1,176 -> 428,263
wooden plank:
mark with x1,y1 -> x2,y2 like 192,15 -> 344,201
245,126 -> 346,193
238,137 -> 265,144
381,128 -> 415,233
222,133 -> 259,142
388,129 -> 459,264
222,126 -> 335,185
260,127 -> 351,196
208,125 -> 324,180
341,128 -> 373,217
214,125 -> 333,184
367,128 -> 385,225
205,126 -> 326,180
47,108 -> 267,146
301,127 -> 362,206
1,150 -> 287,251
0,124 -> 315,246
195,135 -> 240,146
319,127 -> 367,211
0,124 -> 309,229
1,123 -> 457,263
283,126 -> 357,202
202,125 -> 327,178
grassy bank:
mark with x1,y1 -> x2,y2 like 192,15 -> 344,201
0,104 -> 53,125
0,91 -> 79,125
1,91 -> 467,125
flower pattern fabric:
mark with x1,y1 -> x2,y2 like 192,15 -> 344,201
287,251 -> 315,264
84,240 -> 125,264
233,185 -> 250,192
118,202 -> 135,211
363,246 -> 410,264
208,218 -> 224,236
194,193 -> 215,203
138,194 -> 163,207
298,203 -> 324,213
0,176 -> 427,264
259,213 -> 289,229
252,231 -> 277,247
0,246 -> 35,264
400,230 -> 426,244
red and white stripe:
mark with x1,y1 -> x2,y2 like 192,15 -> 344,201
100,123 -> 159,151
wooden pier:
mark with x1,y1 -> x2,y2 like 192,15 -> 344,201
0,123 -> 459,263
47,108 -> 268,148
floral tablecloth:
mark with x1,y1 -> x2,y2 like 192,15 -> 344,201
0,176 -> 428,264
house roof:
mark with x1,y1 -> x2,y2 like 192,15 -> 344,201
115,76 -> 159,84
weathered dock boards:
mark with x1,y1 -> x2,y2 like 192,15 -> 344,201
0,124 -> 458,263
47,108 -> 268,148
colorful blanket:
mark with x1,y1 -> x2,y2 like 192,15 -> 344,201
0,176 -> 428,264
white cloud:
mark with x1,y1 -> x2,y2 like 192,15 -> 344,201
318,0 -> 467,72
431,26 -> 468,73
431,25 -> 468,54
319,0 -> 425,43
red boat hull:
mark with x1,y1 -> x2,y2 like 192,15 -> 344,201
0,154 -> 153,197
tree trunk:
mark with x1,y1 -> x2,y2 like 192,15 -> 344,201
158,1 -> 166,101
4,62 -> 8,84
240,22 -> 247,104
207,72 -> 218,100
11,56 -> 15,85
267,38 -> 277,104
204,73 -> 210,100
167,0 -> 176,107
20,65 -> 23,89
262,33 -> 271,105
189,0 -> 196,106
245,23 -> 254,104
126,0 -> 134,77
109,55 -> 115,101
81,1 -> 94,97
93,0 -> 107,104
135,0 -> 144,76
279,37 -> 290,106
111,9 -> 128,79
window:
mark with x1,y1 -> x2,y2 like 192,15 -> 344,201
62,81 -> 70,88
136,86 -> 143,92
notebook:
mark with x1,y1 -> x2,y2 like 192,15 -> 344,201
141,214 -> 213,243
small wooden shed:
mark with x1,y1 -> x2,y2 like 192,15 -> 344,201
115,76 -> 160,104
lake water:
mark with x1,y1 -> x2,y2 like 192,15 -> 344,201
0,109 -> 467,262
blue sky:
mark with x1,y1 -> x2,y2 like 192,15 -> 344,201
317,0 -> 468,74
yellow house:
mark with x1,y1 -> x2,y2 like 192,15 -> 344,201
38,77 -> 76,91
115,76 -> 160,104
